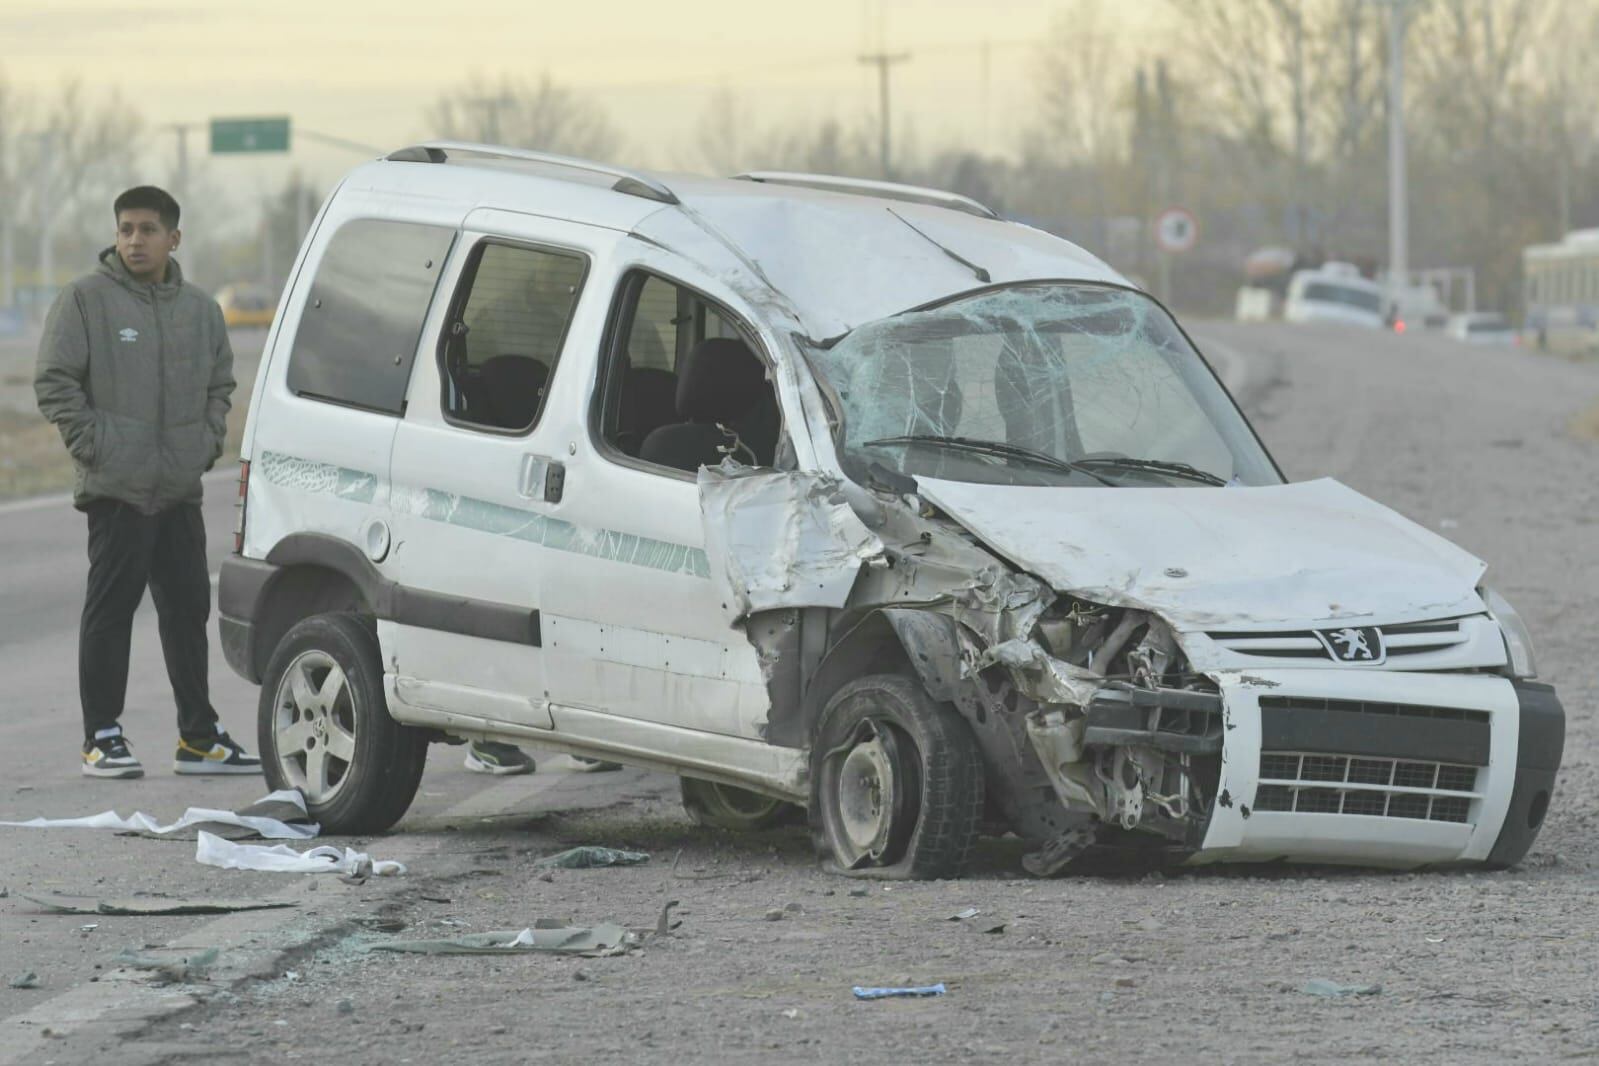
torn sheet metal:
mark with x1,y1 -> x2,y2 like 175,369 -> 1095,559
362,923 -> 637,957
915,477 -> 1488,630
1024,710 -> 1102,813
699,463 -> 885,621
0,790 -> 318,841
948,568 -> 1053,650
194,831 -> 404,876
22,893 -> 297,916
973,639 -> 1102,706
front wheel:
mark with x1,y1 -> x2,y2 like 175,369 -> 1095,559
680,777 -> 800,831
810,673 -> 985,879
258,613 -> 426,834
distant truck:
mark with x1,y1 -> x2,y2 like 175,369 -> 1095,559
1523,229 -> 1599,352
1283,263 -> 1386,328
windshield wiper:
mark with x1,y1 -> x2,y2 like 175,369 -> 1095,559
864,435 -> 1118,485
1071,456 -> 1229,486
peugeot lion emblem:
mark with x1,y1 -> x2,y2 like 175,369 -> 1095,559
1313,626 -> 1386,665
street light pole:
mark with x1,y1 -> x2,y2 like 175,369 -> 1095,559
1384,0 -> 1410,285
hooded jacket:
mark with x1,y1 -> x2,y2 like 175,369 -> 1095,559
35,248 -> 235,513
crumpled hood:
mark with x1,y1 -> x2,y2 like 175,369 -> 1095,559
914,477 -> 1487,631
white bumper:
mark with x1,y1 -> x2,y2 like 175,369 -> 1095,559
1192,669 -> 1519,868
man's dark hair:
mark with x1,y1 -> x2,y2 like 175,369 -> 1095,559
113,186 -> 180,230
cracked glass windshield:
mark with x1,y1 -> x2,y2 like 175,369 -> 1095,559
808,283 -> 1281,488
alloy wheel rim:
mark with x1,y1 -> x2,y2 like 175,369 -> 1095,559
272,650 -> 357,803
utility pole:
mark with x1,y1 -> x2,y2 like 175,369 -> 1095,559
980,39 -> 992,155
858,50 -> 910,178
1288,0 -> 1308,248
1379,0 -> 1412,285
166,123 -> 196,283
36,130 -> 57,317
0,106 -> 12,310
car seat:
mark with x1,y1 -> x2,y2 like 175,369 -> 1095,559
639,338 -> 772,471
615,365 -> 680,456
478,354 -> 550,430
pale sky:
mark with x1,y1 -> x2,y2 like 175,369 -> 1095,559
2,0 -> 1173,199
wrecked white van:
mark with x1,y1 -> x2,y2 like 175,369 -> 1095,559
219,143 -> 1563,878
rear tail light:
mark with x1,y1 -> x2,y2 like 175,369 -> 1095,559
1393,319 -> 1407,334
233,460 -> 250,554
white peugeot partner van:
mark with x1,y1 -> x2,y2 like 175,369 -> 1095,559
220,143 -> 1563,878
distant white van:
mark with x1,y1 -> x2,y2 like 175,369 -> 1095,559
1283,265 -> 1386,328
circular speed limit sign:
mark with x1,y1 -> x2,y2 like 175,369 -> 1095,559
1155,207 -> 1198,254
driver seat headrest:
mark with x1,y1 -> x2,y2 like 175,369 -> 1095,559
675,338 -> 766,423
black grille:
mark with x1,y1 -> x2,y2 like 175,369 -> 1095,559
1207,619 -> 1465,660
1258,696 -> 1491,768
1255,752 -> 1478,823
1259,696 -> 1489,725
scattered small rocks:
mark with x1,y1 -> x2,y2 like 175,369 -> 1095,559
336,999 -> 355,1015
9,972 -> 41,989
763,908 -> 785,922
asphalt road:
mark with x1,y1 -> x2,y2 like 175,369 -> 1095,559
2,321 -> 1597,1064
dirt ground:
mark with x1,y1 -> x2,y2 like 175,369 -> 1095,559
7,322 -> 1599,1065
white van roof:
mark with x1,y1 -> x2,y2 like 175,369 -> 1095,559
341,142 -> 1127,340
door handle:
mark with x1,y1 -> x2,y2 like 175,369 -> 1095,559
518,455 -> 566,503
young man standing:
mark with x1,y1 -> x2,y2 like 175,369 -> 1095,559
35,185 -> 260,779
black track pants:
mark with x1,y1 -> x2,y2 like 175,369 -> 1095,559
79,500 -> 220,743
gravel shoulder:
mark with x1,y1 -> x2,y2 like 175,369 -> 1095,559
9,322 -> 1598,1065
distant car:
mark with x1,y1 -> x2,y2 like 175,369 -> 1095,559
1385,283 -> 1450,334
217,283 -> 278,329
1283,267 -> 1386,328
1447,312 -> 1518,347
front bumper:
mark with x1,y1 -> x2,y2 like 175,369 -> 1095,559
1190,669 -> 1563,868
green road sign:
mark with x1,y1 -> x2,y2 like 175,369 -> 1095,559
210,117 -> 290,154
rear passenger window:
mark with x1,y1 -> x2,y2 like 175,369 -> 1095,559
440,241 -> 587,433
286,219 -> 455,415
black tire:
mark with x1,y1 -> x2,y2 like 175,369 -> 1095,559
680,777 -> 801,831
258,613 -> 426,834
809,673 -> 985,880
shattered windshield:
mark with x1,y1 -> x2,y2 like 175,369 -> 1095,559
806,283 -> 1280,488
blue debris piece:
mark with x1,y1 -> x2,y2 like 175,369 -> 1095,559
852,983 -> 947,1000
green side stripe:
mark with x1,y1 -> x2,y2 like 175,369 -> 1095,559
258,450 -> 379,503
257,450 -> 709,579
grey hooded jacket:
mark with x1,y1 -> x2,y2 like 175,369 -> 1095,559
35,248 -> 235,513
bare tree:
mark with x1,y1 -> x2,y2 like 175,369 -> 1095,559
1035,0 -> 1132,169
0,80 -> 143,306
694,86 -> 752,174
427,74 -> 620,161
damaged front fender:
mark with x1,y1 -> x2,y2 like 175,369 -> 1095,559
698,463 -> 886,623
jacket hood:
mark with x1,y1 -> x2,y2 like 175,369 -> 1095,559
97,246 -> 185,297
914,477 -> 1488,631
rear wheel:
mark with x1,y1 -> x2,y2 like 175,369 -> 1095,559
680,777 -> 800,831
810,673 -> 985,879
258,613 -> 426,834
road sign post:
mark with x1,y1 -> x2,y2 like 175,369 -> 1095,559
1153,207 -> 1198,305
210,117 -> 291,154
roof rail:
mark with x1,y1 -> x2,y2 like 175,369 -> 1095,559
386,141 -> 679,205
732,171 -> 999,220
